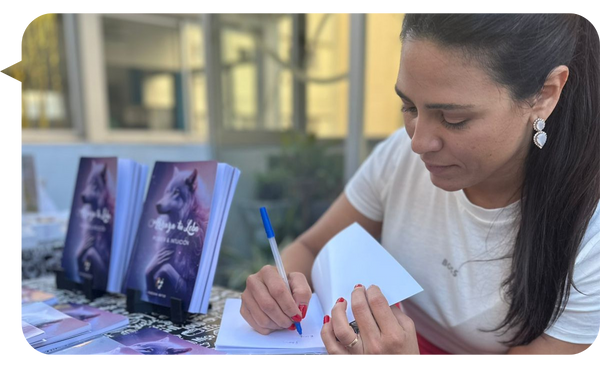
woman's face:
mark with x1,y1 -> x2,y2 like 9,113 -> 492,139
396,39 -> 533,203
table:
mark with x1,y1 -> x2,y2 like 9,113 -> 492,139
22,275 -> 242,349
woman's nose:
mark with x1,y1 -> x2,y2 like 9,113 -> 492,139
410,117 -> 443,155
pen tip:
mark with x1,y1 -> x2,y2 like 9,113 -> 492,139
295,322 -> 302,335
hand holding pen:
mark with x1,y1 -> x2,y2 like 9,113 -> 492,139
238,207 -> 312,335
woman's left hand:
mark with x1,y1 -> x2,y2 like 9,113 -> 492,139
320,284 -> 420,354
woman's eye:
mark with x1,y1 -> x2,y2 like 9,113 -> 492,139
442,119 -> 469,130
401,105 -> 418,114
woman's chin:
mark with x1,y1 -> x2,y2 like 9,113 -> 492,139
429,174 -> 465,192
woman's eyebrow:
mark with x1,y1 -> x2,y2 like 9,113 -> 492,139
395,85 -> 413,102
394,85 -> 476,111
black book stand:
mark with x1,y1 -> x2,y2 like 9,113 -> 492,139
54,267 -> 106,301
125,288 -> 189,325
54,268 -> 208,325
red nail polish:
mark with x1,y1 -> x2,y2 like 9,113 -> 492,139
337,297 -> 345,303
288,323 -> 296,330
395,302 -> 401,309
292,314 -> 302,323
323,315 -> 330,324
299,304 -> 308,319
354,284 -> 363,288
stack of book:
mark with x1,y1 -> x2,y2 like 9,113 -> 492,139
61,157 -> 148,293
21,303 -> 221,354
55,327 -> 224,355
60,157 -> 241,316
123,161 -> 240,314
21,302 -> 129,354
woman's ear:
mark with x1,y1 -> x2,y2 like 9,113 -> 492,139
532,65 -> 569,119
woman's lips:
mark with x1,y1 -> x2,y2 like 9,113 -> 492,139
424,161 -> 455,175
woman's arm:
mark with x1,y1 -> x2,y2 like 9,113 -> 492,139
281,192 -> 383,287
507,334 -> 590,354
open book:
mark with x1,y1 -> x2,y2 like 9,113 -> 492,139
124,161 -> 240,314
61,157 -> 148,293
215,223 -> 423,354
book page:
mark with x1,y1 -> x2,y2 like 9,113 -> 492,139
311,222 -> 423,322
215,296 -> 326,353
215,223 -> 422,353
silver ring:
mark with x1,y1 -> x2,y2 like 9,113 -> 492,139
346,335 -> 359,348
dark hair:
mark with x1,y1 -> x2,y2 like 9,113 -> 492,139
401,14 -> 600,347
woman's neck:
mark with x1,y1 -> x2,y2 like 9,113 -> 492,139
463,167 -> 523,209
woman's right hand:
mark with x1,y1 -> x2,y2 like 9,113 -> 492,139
240,265 -> 312,335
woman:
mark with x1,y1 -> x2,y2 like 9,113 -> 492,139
240,14 -> 600,354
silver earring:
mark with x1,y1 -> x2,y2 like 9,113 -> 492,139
533,118 -> 547,149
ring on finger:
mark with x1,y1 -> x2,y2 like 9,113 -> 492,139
346,334 -> 359,349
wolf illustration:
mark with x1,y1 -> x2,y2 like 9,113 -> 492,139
125,337 -> 193,355
76,161 -> 115,290
145,167 -> 210,304
61,305 -> 101,322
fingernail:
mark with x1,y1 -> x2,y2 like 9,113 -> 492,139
323,315 -> 330,324
337,297 -> 345,303
354,284 -> 363,288
395,302 -> 401,309
288,323 -> 296,330
299,304 -> 308,319
292,314 -> 302,323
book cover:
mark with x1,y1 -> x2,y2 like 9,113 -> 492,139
22,302 -> 90,348
49,328 -> 225,358
22,286 -> 57,306
38,303 -> 129,353
62,157 -> 148,293
62,157 -> 118,291
124,161 -> 216,311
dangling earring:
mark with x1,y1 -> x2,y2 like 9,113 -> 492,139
533,118 -> 547,149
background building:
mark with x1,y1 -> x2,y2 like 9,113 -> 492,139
13,13 -> 406,290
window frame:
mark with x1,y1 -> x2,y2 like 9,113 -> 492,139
21,13 -> 372,186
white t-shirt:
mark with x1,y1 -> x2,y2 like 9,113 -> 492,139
345,128 -> 600,354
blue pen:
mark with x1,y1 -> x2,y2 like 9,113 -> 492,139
260,207 -> 303,335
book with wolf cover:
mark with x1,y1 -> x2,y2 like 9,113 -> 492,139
36,303 -> 130,354
55,327 -> 224,355
61,157 -> 149,293
22,302 -> 91,350
124,161 -> 240,314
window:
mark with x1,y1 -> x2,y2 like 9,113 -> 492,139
305,14 -> 350,139
10,14 -> 73,131
104,17 -> 177,131
217,13 -> 404,141
218,14 -> 294,134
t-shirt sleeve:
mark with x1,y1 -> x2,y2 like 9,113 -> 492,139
344,128 -> 408,222
544,215 -> 600,344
